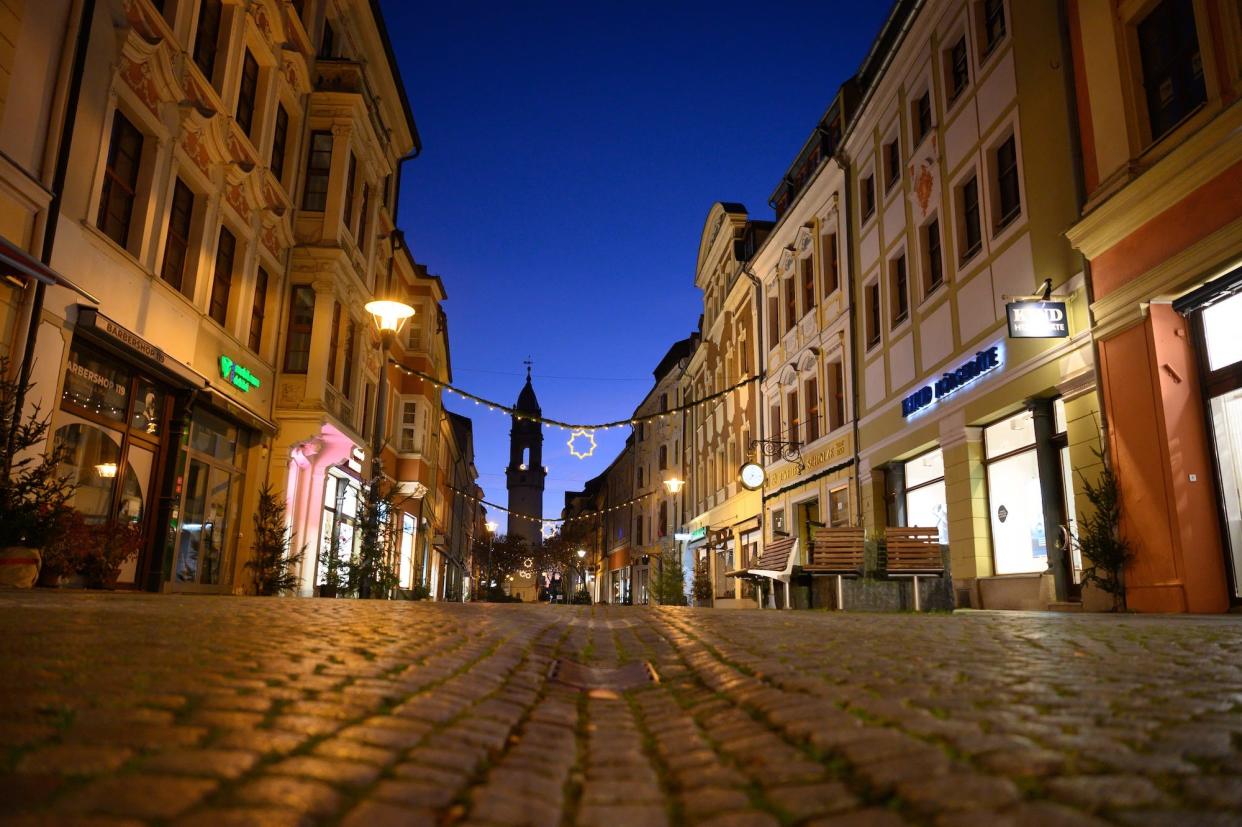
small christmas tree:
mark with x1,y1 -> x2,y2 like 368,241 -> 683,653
349,479 -> 400,599
650,545 -> 687,605
246,484 -> 305,596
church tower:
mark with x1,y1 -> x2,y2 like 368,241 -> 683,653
506,366 -> 545,546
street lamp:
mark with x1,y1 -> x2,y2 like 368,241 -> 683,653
482,520 -> 498,601
662,477 -> 685,495
574,548 -> 590,604
360,298 -> 414,599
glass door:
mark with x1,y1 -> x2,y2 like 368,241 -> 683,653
169,411 -> 245,591
985,411 -> 1048,575
1198,289 -> 1242,598
1209,389 -> 1242,597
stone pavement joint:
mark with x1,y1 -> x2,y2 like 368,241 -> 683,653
0,592 -> 1241,826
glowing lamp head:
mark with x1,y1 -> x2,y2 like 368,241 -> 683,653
364,299 -> 415,333
576,548 -> 586,559
663,477 -> 685,495
95,462 -> 118,479
485,520 -> 499,534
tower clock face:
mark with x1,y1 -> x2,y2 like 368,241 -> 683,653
739,462 -> 765,491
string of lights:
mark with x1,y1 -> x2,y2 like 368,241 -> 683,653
451,486 -> 656,526
389,361 -> 761,431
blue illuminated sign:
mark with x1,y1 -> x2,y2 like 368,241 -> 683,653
902,346 -> 1001,418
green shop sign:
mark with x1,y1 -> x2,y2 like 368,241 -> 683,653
219,354 -> 261,393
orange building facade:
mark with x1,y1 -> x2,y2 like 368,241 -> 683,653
1066,0 -> 1242,612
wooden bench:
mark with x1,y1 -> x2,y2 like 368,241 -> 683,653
728,536 -> 798,609
804,527 -> 866,610
883,527 -> 945,611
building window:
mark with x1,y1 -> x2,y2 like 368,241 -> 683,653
160,177 -> 194,293
635,515 -> 644,547
787,389 -> 800,444
208,227 -> 236,326
865,281 -> 881,349
913,90 -> 932,145
827,360 -> 845,430
356,185 -> 370,248
783,275 -> 797,332
341,320 -> 356,400
400,401 -> 418,452
994,134 -> 1021,230
905,448 -> 947,543
800,256 -> 815,315
860,173 -> 876,221
772,508 -> 786,538
960,174 -> 982,262
326,301 -> 341,387
985,411 -> 1048,574
248,266 -> 268,352
829,486 -> 849,527
637,466 -> 644,488
980,0 -> 1006,56
1137,0 -> 1206,142
319,18 -> 336,59
270,104 -> 289,183
236,50 -> 259,137
924,218 -> 944,295
822,233 -> 839,296
97,111 -> 144,249
658,501 -> 668,538
658,444 -> 668,470
283,286 -> 315,373
769,403 -> 781,448
302,131 -> 332,211
890,254 -> 909,327
805,377 -> 820,443
361,384 -> 373,438
660,393 -> 668,412
767,296 -> 780,348
193,0 -> 223,81
948,36 -> 969,100
884,139 -> 901,191
343,153 -> 357,229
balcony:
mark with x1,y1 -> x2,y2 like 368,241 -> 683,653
314,59 -> 366,96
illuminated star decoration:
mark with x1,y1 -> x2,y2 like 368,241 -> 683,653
566,428 -> 597,459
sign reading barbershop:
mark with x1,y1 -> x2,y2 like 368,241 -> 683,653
1006,300 -> 1068,339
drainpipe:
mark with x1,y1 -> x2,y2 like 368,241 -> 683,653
7,0 -> 95,471
833,148 -> 864,529
1055,0 -> 1110,456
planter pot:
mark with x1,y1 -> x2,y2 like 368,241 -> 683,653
0,546 -> 41,588
319,585 -> 338,598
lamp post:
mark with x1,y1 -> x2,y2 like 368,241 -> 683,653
575,547 -> 587,603
484,519 -> 498,600
661,478 -> 686,606
361,298 -> 415,599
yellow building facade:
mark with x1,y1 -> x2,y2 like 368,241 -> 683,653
845,0 -> 1102,610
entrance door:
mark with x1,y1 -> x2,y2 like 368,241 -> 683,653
168,411 -> 245,591
1196,288 -> 1242,598
985,411 -> 1048,575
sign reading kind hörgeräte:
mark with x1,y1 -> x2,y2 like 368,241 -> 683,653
1006,300 -> 1068,338
219,354 -> 261,393
902,346 -> 1001,418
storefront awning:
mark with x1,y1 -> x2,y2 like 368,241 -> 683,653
0,237 -> 98,304
200,386 -> 278,436
75,306 -> 206,389
1172,265 -> 1242,314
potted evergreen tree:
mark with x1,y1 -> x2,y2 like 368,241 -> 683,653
246,484 -> 305,596
692,564 -> 713,607
349,479 -> 401,599
0,359 -> 75,588
1073,450 -> 1132,612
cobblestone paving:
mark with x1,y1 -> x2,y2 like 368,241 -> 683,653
1,593 -> 1241,826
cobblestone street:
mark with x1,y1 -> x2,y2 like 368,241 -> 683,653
1,594 -> 1241,826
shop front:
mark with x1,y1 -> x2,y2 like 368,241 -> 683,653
1171,269 -> 1242,607
51,308 -> 271,593
859,327 -> 1102,610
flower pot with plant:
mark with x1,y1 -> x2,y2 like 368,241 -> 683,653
692,564 -> 713,607
77,520 -> 143,589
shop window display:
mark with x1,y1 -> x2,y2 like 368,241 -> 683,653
985,411 -> 1046,574
905,448 -> 947,543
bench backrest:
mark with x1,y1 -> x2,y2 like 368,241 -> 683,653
884,527 -> 944,572
754,536 -> 798,573
809,527 -> 866,571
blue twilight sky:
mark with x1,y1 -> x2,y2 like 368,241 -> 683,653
380,1 -> 893,528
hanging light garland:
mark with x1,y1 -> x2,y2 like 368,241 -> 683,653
388,361 -> 760,431
451,486 -> 656,526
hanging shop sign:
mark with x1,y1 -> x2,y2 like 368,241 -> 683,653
218,354 -> 261,393
902,345 -> 1002,418
1006,301 -> 1068,338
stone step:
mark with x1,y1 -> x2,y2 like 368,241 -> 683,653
1048,600 -> 1083,612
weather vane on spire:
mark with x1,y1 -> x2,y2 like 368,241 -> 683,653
523,356 -> 533,380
